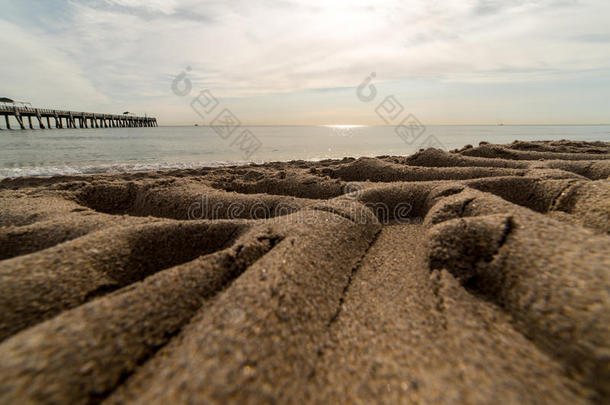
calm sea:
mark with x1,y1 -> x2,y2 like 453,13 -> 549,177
1,125 -> 609,178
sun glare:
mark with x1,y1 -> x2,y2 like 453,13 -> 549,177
324,125 -> 365,129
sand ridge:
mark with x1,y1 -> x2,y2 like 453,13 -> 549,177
0,140 -> 608,404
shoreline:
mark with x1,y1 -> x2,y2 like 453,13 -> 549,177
2,124 -> 609,180
3,138 -> 610,183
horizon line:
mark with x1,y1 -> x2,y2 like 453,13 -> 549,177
161,123 -> 610,127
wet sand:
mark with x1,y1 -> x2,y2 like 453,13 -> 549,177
0,140 -> 608,404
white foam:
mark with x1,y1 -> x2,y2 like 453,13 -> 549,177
0,161 -> 255,179
0,154 -> 370,179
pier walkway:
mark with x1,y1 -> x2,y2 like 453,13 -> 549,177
0,105 -> 157,129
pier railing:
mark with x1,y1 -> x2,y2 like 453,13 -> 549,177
0,105 -> 157,129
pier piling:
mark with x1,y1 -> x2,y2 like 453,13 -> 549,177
13,107 -> 25,129
35,110 -> 45,129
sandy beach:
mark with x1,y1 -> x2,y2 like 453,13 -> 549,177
0,140 -> 608,404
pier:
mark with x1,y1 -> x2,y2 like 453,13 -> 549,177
0,105 -> 157,129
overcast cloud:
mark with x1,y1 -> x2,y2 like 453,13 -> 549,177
1,0 -> 608,124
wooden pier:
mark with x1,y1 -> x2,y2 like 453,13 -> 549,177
0,105 -> 157,130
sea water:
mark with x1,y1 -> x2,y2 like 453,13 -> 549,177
1,125 -> 608,178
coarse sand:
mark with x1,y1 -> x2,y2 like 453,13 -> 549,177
0,140 -> 608,404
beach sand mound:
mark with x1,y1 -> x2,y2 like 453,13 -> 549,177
0,140 -> 608,404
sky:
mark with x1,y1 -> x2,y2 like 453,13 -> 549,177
0,0 -> 609,125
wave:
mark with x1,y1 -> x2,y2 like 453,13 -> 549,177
0,153 -> 372,179
0,161 -> 255,179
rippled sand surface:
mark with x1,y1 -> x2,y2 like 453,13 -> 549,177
0,140 -> 608,404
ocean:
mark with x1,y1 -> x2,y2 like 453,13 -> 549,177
1,125 -> 609,178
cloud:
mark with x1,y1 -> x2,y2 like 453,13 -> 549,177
104,0 -> 179,15
64,0 -> 608,93
1,0 -> 609,123
0,19 -> 110,109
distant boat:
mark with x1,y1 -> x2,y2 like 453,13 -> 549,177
498,123 -> 504,126
194,124 -> 199,126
